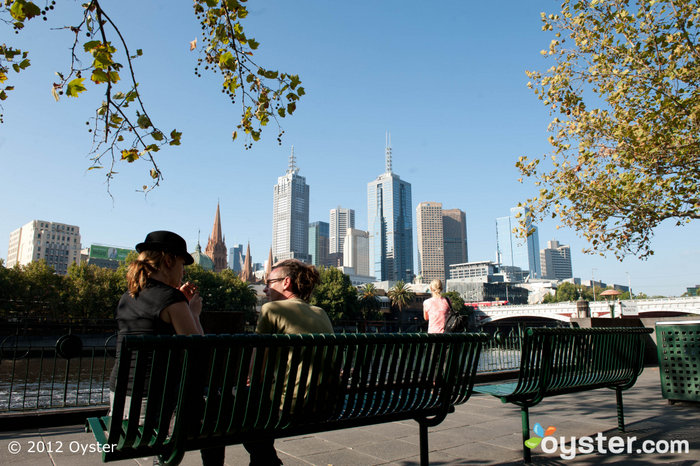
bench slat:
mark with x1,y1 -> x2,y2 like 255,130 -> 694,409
88,332 -> 488,465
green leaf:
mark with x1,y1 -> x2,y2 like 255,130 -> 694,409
120,149 -> 139,162
287,102 -> 296,114
19,59 -> 30,70
219,51 -> 236,71
137,114 -> 151,129
83,41 -> 102,52
151,130 -> 164,141
136,49 -> 143,56
248,38 -> 259,50
91,69 -> 109,84
150,169 -> 159,179
277,107 -> 286,117
0,90 -> 6,101
66,78 -> 87,97
169,129 -> 182,145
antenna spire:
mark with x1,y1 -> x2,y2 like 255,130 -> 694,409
288,145 -> 298,174
385,131 -> 392,173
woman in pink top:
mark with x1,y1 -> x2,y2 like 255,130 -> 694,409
423,279 -> 451,333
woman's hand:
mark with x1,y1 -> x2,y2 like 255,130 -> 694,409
180,281 -> 198,301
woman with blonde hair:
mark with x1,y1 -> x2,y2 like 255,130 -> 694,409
423,279 -> 451,333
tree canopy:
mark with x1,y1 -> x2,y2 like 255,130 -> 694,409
518,0 -> 699,260
310,266 -> 359,323
1,0 -> 303,191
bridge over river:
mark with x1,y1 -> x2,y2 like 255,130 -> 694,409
475,296 -> 700,324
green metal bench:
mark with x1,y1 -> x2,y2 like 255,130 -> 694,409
474,327 -> 653,462
87,332 -> 488,465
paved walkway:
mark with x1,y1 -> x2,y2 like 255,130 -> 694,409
1,367 -> 698,465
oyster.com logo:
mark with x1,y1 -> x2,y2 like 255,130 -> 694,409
524,422 -> 556,450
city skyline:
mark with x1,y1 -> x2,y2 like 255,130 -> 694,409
1,0 -> 698,296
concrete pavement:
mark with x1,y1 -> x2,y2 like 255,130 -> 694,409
1,367 -> 698,465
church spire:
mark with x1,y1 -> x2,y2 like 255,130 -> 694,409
240,242 -> 253,283
211,202 -> 223,242
205,201 -> 227,272
385,131 -> 392,173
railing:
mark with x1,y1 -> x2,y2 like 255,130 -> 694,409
0,333 -> 116,412
2,320 -> 532,413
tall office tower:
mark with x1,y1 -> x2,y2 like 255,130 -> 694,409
205,202 -> 228,272
343,228 -> 370,276
443,208 -> 468,279
7,220 -> 81,275
329,206 -> 355,256
308,221 -> 329,267
367,133 -> 414,282
229,244 -> 244,272
540,239 -> 573,280
416,202 -> 445,282
495,206 -> 541,278
272,147 -> 311,263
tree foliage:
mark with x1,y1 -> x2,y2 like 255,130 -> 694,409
387,280 -> 415,314
0,258 -> 257,322
1,0 -> 303,191
184,265 -> 257,321
442,290 -> 466,313
310,266 -> 359,323
518,0 -> 700,259
358,283 -> 382,321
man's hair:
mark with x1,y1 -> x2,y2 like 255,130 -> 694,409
272,259 -> 320,301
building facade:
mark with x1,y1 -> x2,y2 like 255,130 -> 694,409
329,206 -> 355,260
442,208 -> 468,277
308,221 -> 329,267
272,148 -> 311,263
416,202 -> 445,282
495,206 -> 541,279
540,239 -> 573,280
205,203 -> 228,272
343,228 -> 370,276
367,135 -> 414,282
229,244 -> 244,273
7,220 -> 81,275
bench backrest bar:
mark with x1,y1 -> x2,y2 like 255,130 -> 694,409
107,332 -> 488,462
513,327 -> 652,403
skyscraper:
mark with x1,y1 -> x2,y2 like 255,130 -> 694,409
272,147 -> 311,263
343,228 -> 370,276
329,206 -> 355,256
496,206 -> 541,278
416,202 -> 445,282
229,244 -> 244,272
367,133 -> 414,282
540,239 -> 573,280
7,220 -> 81,275
442,208 -> 468,278
308,221 -> 329,267
205,202 -> 228,272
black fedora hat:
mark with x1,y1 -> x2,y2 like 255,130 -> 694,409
135,231 -> 194,265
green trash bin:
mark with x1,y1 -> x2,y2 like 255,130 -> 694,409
656,321 -> 700,402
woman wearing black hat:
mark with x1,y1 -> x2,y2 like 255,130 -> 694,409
108,231 -> 205,462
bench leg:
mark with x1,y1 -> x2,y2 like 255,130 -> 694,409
419,422 -> 429,466
521,406 -> 531,463
616,388 -> 625,433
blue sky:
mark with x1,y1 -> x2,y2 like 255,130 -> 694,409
1,0 -> 698,296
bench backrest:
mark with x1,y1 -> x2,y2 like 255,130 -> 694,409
513,327 -> 653,399
107,332 -> 488,462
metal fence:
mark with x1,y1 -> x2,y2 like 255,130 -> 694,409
1,321 -> 531,413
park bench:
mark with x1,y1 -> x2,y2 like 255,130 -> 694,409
474,326 -> 653,462
87,332 -> 489,465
